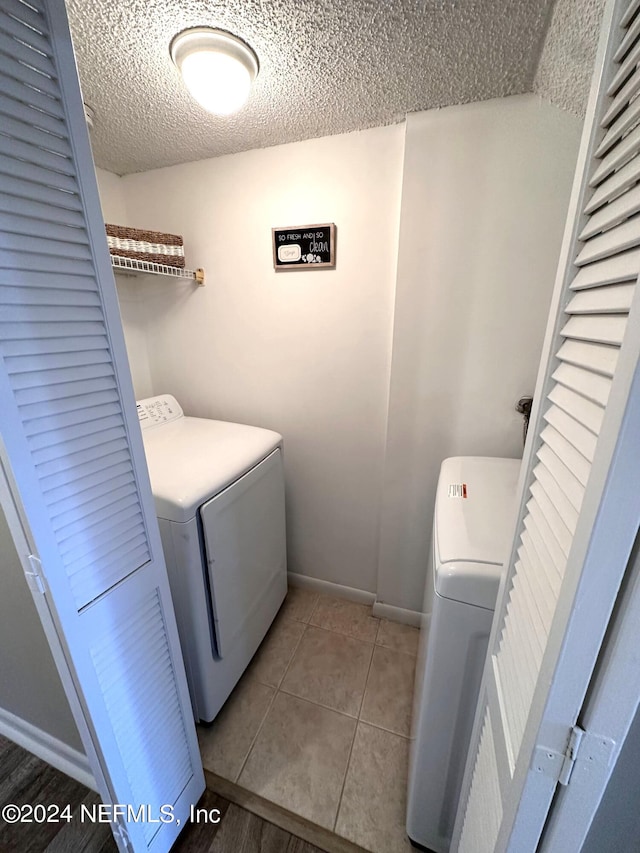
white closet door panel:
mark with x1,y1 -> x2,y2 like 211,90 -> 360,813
539,424 -> 592,486
458,706 -> 503,853
565,282 -> 635,313
560,313 -> 627,345
0,5 -> 204,850
584,157 -> 640,213
575,216 -> 640,264
551,362 -> 612,406
454,1 -> 640,850
569,249 -> 640,288
580,186 -> 640,237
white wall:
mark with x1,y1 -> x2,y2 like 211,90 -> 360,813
0,506 -> 83,751
377,95 -> 583,612
95,168 -> 153,399
118,126 -> 405,594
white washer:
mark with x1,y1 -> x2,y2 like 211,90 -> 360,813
137,394 -> 287,723
407,456 -> 520,852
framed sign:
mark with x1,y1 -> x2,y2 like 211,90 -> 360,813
272,223 -> 336,271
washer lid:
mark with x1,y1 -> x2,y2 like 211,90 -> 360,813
141,416 -> 282,522
434,456 -> 521,609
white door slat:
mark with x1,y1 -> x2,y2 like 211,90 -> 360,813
49,462 -> 134,515
59,498 -> 141,558
518,536 -> 555,631
526,491 -> 569,577
23,401 -> 122,439
0,218 -> 86,251
556,339 -> 619,377
0,90 -> 65,136
1,0 -> 49,34
70,544 -> 150,608
20,388 -> 120,424
39,436 -> 128,484
539,424 -> 592,487
533,461 -> 579,536
0,172 -> 80,211
609,33 -> 640,95
0,194 -> 84,228
0,132 -> 74,177
17,376 -> 116,409
10,361 -> 112,391
0,8 -> 51,55
50,471 -> 137,528
547,383 -> 605,435
30,422 -> 125,465
560,314 -> 627,345
43,452 -> 132,500
575,216 -> 640,265
500,581 -> 543,690
1,286 -> 100,310
66,523 -> 146,578
5,348 -> 111,375
536,443 -> 585,513
601,63 -> 640,127
580,184 -> 640,239
0,250 -> 94,277
3,303 -> 104,325
614,7 -> 640,60
61,505 -> 144,562
0,233 -> 93,263
590,122 -> 640,186
565,283 -> 635,313
1,335 -> 109,361
529,481 -> 572,561
0,112 -> 71,158
0,71 -> 65,120
52,483 -> 139,542
523,513 -> 563,596
0,151 -> 77,193
0,272 -> 95,294
569,248 -> 640,288
551,361 -> 612,407
0,29 -> 56,78
585,154 -> 640,214
496,616 -> 533,742
458,707 -> 503,853
1,53 -> 58,102
595,89 -> 640,158
1,321 -> 107,344
506,571 -> 545,671
622,0 -> 640,27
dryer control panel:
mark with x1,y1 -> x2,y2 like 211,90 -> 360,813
136,394 -> 184,430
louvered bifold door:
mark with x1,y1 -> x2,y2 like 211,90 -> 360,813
0,1 -> 204,850
452,0 -> 640,850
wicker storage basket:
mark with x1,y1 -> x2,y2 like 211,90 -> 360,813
106,223 -> 185,269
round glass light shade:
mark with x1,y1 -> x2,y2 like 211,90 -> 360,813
170,28 -> 259,116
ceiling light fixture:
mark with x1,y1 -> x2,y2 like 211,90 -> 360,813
170,27 -> 259,116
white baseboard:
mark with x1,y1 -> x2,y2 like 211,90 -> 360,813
287,572 -> 421,625
287,572 -> 375,605
0,706 -> 95,791
372,601 -> 422,627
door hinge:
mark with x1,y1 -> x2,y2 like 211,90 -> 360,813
532,725 -> 585,786
24,554 -> 47,595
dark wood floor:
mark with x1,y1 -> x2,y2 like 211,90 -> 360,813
0,736 -> 325,852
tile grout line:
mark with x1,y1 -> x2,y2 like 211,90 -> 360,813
332,636 -> 378,835
234,618 -> 309,784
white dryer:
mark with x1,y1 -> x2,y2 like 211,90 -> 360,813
407,456 -> 520,852
136,394 -> 287,723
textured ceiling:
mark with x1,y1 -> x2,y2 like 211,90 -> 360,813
67,0 -> 558,176
534,0 -> 605,116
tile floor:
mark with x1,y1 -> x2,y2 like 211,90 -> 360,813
198,587 -> 419,853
